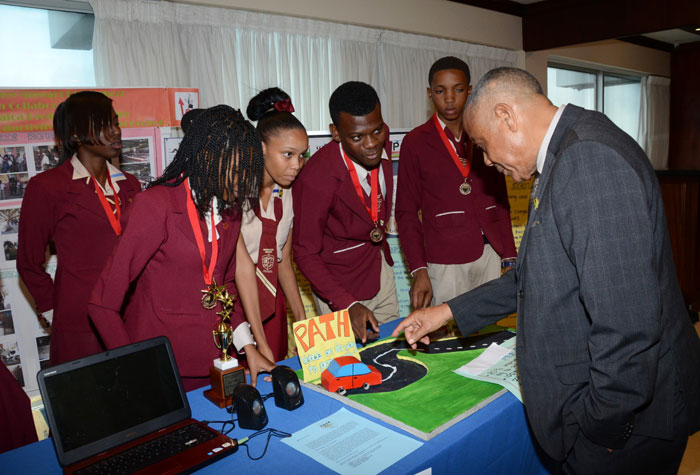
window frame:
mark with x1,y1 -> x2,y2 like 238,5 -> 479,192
547,60 -> 646,145
547,60 -> 645,115
0,1 -> 96,88
0,0 -> 92,14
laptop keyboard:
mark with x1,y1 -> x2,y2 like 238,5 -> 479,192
75,422 -> 217,475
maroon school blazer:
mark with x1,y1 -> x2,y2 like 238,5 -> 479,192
292,140 -> 394,311
395,118 -> 516,272
88,181 -> 246,379
0,362 -> 37,453
17,161 -> 141,362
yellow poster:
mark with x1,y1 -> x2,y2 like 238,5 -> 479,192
506,175 -> 533,251
292,310 -> 358,384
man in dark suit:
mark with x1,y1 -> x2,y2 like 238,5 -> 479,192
393,67 -> 700,473
293,82 -> 398,343
396,56 -> 516,309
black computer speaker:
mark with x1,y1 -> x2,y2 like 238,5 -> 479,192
271,365 -> 304,411
233,383 -> 268,430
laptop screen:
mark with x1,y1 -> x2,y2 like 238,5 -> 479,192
38,337 -> 190,466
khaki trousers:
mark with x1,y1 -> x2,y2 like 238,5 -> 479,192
314,253 -> 399,324
428,244 -> 501,305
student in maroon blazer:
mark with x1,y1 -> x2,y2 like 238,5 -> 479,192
0,362 -> 37,453
293,82 -> 399,343
17,92 -> 141,366
396,57 -> 516,309
89,106 -> 275,391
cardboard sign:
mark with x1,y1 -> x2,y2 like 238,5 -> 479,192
292,310 -> 358,384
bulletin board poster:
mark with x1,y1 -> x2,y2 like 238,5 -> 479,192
0,87 -> 197,396
0,87 -> 199,132
506,176 -> 532,251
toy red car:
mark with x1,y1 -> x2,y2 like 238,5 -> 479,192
321,356 -> 382,395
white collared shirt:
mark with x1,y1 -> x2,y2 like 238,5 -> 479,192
241,183 -> 294,263
436,114 -> 463,143
71,155 -> 126,196
338,142 -> 388,197
536,105 -> 567,174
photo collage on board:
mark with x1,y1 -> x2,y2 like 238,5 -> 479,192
121,137 -> 154,187
0,146 -> 30,201
0,281 -> 23,387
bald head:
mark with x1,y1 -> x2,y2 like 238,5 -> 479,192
464,67 -> 556,182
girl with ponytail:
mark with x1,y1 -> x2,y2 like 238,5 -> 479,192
240,88 -> 308,362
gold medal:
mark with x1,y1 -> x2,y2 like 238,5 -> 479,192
370,226 -> 384,243
459,181 -> 472,195
201,280 -> 221,310
201,290 -> 218,310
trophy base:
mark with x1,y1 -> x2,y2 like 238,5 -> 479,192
204,364 -> 245,408
214,357 -> 239,371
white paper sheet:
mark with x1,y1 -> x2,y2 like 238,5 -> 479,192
282,407 -> 423,474
454,337 -> 522,403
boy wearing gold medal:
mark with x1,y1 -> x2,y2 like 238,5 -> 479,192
293,82 -> 399,343
396,57 -> 517,309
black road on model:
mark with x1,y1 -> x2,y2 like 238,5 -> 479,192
342,331 -> 514,396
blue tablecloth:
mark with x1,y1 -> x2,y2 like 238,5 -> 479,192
0,320 -> 548,474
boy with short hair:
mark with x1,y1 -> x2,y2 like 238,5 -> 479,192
396,56 -> 516,309
292,81 -> 399,343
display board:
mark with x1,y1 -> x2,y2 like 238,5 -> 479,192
301,328 -> 515,440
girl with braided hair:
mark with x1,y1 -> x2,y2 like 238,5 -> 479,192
239,88 -> 308,362
18,92 -> 141,365
89,105 -> 275,390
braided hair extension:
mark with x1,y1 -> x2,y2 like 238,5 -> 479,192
246,87 -> 305,144
59,91 -> 116,165
149,105 -> 264,218
180,108 -> 204,134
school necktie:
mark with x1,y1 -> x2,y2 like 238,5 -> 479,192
443,127 -> 468,166
366,172 -> 383,212
253,197 -> 283,319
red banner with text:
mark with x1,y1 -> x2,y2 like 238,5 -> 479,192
0,87 -> 199,133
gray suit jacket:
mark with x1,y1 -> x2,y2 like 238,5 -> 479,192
448,105 -> 700,461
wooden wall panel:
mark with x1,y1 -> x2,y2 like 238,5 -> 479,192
658,172 -> 700,309
669,43 -> 700,171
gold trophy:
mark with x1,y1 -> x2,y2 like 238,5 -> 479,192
212,320 -> 234,363
203,285 -> 245,408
